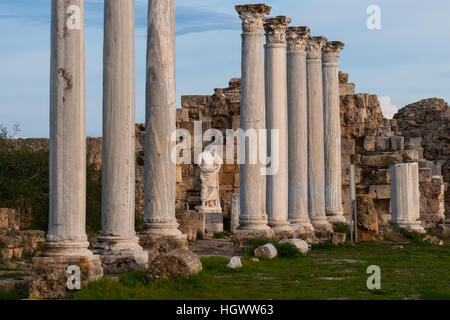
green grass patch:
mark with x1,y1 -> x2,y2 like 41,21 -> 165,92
213,231 -> 230,239
0,288 -> 28,300
72,241 -> 450,300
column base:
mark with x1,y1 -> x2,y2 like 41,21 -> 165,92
30,254 -> 103,300
93,236 -> 148,274
231,229 -> 275,253
139,233 -> 188,263
394,220 -> 426,234
142,222 -> 184,237
42,240 -> 92,257
326,213 -> 347,225
310,216 -> 333,230
238,217 -> 270,232
289,219 -> 315,232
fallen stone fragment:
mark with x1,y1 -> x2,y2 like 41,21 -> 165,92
331,233 -> 347,246
254,243 -> 278,259
422,235 -> 444,246
226,256 -> 242,269
148,249 -> 203,281
278,238 -> 309,254
250,258 -> 259,263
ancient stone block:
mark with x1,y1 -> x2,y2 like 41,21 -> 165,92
30,255 -> 103,300
279,238 -> 309,254
356,194 -> 379,239
254,244 -> 277,259
390,136 -> 404,151
363,136 -> 376,152
227,256 -> 242,269
375,137 -> 390,151
148,249 -> 202,281
369,185 -> 391,200
361,153 -> 402,168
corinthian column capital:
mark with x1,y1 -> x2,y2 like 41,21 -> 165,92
263,16 -> 291,45
306,36 -> 328,59
286,26 -> 310,52
235,4 -> 272,33
323,41 -> 345,61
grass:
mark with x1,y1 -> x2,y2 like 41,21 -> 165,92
73,241 -> 450,300
0,272 -> 27,280
0,288 -> 28,300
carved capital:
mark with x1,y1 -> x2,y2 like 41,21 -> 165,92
323,41 -> 345,58
286,26 -> 310,52
263,16 -> 291,45
235,4 -> 272,33
306,36 -> 328,59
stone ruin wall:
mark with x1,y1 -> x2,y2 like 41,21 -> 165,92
3,74 -> 448,235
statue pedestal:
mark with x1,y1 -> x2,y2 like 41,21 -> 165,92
196,207 -> 223,234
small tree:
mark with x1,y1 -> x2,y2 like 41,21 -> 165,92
0,123 -> 21,140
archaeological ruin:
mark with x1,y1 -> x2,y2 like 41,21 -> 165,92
0,1 -> 449,299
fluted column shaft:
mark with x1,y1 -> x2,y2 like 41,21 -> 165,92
286,27 -> 314,232
264,16 -> 291,231
143,0 -> 182,237
95,0 -> 147,265
46,0 -> 90,256
236,4 -> 271,231
323,41 -> 346,224
306,36 -> 331,230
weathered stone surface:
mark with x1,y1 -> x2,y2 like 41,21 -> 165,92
331,233 -> 346,246
369,185 -> 391,200
278,238 -> 309,254
422,235 -> 443,246
0,208 -> 20,231
139,234 -> 188,264
30,255 -> 103,300
356,195 -> 379,240
226,256 -> 242,269
231,229 -> 274,253
177,209 -> 205,241
254,243 -> 277,259
148,249 -> 202,280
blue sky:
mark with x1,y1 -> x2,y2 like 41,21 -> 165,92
0,0 -> 449,138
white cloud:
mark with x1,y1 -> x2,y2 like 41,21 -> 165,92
379,96 -> 398,119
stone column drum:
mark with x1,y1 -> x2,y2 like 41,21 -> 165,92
286,26 -> 314,233
322,41 -> 347,225
306,36 -> 332,231
94,0 -> 147,272
235,4 -> 271,233
264,16 -> 291,232
390,163 -> 426,233
141,0 -> 187,259
31,0 -> 103,299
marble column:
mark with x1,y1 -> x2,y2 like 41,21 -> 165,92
286,26 -> 314,232
306,36 -> 332,230
31,0 -> 103,299
264,16 -> 291,232
322,41 -> 347,225
142,0 -> 184,239
235,4 -> 271,232
390,163 -> 425,233
94,0 -> 147,269
45,0 -> 91,257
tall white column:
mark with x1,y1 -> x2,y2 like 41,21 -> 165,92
391,163 -> 425,233
46,0 -> 91,256
264,16 -> 291,232
322,41 -> 346,225
94,0 -> 147,269
306,36 -> 332,230
31,1 -> 103,299
143,0 -> 183,238
286,26 -> 314,232
235,4 -> 271,232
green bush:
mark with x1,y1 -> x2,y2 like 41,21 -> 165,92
0,141 -> 103,234
244,239 -> 302,259
0,288 -> 28,300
